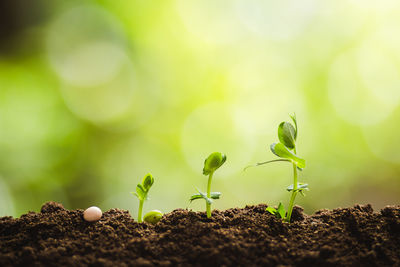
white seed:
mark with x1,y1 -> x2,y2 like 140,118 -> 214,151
83,206 -> 102,222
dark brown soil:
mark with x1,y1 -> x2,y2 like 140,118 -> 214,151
0,202 -> 399,266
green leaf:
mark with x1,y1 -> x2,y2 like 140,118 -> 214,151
190,189 -> 213,204
278,122 -> 296,149
189,194 -> 203,202
266,207 -> 277,215
198,191 -> 213,205
286,183 -> 309,192
270,143 -> 305,168
277,202 -> 286,219
210,192 -> 221,199
266,203 -> 286,219
142,173 -> 154,191
287,183 -> 309,196
203,152 -> 227,175
135,184 -> 146,200
289,113 -> 298,141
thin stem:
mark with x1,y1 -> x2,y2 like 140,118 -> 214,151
243,159 -> 291,171
138,199 -> 144,223
286,147 -> 298,223
256,159 -> 291,166
206,171 -> 214,218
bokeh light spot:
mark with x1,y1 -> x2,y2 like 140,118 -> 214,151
47,5 -> 128,87
362,110 -> 400,163
328,49 -> 396,125
357,38 -> 400,107
176,0 -> 246,44
236,0 -> 317,41
59,62 -> 136,124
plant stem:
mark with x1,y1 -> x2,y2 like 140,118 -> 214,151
138,199 -> 144,223
286,148 -> 298,223
256,159 -> 291,165
206,171 -> 214,218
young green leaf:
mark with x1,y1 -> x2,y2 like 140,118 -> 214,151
142,173 -> 154,191
190,189 -> 214,204
276,202 -> 286,219
286,183 -> 309,192
189,194 -> 204,202
270,142 -> 305,168
266,203 -> 286,219
135,184 -> 146,200
266,207 -> 277,215
278,122 -> 296,149
190,191 -> 221,203
210,192 -> 221,199
287,183 -> 309,196
203,152 -> 227,175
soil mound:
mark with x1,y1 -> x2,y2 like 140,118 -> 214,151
0,202 -> 399,266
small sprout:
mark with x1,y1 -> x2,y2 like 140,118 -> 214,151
132,173 -> 154,223
190,152 -> 226,218
83,206 -> 102,222
203,152 -> 226,175
245,114 -> 308,223
266,202 -> 285,219
143,210 -> 163,224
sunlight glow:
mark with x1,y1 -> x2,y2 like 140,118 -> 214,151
236,0 -> 317,40
181,102 -> 256,177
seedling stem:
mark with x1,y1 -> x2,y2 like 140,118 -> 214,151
206,171 -> 214,218
138,199 -> 144,223
286,148 -> 298,222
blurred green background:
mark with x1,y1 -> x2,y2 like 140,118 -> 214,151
1,0 -> 400,218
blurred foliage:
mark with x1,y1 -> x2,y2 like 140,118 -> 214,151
0,0 -> 400,217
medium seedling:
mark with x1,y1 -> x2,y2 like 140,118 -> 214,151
190,152 -> 226,218
246,114 -> 308,223
132,173 -> 154,223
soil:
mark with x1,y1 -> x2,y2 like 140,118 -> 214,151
0,202 -> 399,266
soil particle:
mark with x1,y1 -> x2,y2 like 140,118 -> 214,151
0,202 -> 399,266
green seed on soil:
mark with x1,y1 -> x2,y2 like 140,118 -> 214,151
143,210 -> 163,224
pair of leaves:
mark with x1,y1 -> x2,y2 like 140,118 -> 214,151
190,190 -> 221,205
203,152 -> 227,175
269,114 -> 305,168
133,173 -> 154,201
287,183 -> 309,196
244,115 -> 304,171
266,202 -> 286,219
270,143 -> 305,168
